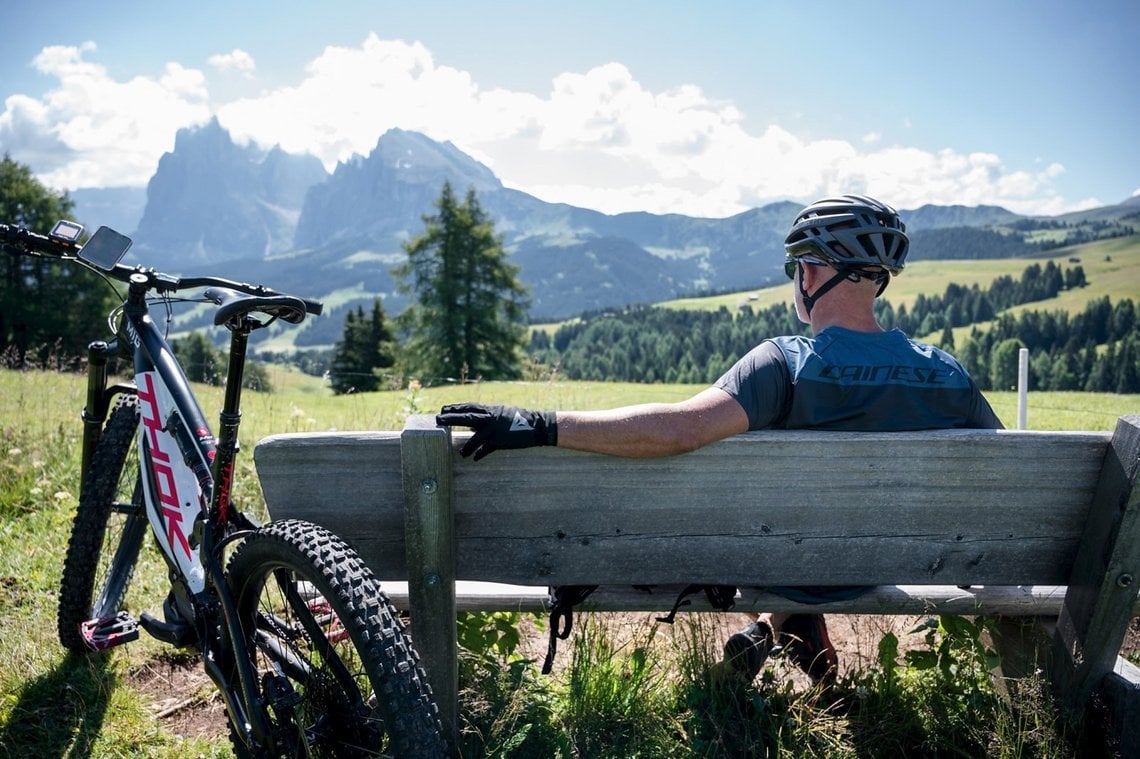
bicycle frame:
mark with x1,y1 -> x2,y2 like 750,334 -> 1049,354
81,274 -> 275,745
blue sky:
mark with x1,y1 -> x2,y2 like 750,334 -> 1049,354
1,0 -> 1137,217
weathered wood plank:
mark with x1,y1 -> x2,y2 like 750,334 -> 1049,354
253,431 -> 408,570
376,583 -> 1071,615
1053,415 -> 1140,717
443,427 -> 1108,587
374,582 -> 1140,616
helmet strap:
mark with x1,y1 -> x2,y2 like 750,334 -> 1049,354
799,265 -> 891,315
798,266 -> 850,317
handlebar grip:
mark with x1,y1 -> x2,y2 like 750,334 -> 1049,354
301,297 -> 324,316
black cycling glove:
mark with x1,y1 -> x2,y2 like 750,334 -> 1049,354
436,403 -> 558,461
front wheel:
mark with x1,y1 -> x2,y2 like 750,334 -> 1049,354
226,519 -> 446,758
58,393 -> 147,653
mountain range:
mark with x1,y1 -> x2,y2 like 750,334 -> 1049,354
68,120 -> 1140,337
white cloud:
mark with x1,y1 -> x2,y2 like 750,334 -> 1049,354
208,49 -> 256,76
0,36 -> 1089,217
0,43 -> 209,189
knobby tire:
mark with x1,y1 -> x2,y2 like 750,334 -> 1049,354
226,518 -> 446,758
57,393 -> 146,653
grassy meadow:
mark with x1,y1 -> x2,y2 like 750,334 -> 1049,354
1,363 -> 1137,756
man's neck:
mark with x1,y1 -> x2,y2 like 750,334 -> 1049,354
809,302 -> 884,334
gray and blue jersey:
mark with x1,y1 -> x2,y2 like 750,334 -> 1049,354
715,326 -> 1002,432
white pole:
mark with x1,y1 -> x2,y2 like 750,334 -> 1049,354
1017,348 -> 1029,430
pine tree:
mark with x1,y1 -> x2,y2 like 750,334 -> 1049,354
328,299 -> 396,394
1085,342 -> 1116,392
1,154 -> 115,367
394,182 -> 528,383
1116,338 -> 1140,394
172,331 -> 272,391
990,338 -> 1025,391
174,332 -> 223,384
939,324 -> 955,350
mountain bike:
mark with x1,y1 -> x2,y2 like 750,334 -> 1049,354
1,220 -> 446,757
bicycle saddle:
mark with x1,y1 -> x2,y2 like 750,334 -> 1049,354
204,287 -> 308,326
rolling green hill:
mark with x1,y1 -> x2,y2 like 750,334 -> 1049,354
658,233 -> 1140,319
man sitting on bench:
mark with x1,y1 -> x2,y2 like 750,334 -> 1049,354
438,194 -> 1003,688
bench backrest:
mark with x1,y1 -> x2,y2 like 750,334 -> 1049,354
255,421 -> 1112,589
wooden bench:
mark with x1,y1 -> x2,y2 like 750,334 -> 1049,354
254,414 -> 1140,750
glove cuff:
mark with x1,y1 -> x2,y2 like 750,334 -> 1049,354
542,411 -> 558,446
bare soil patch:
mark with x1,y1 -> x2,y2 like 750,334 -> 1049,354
127,652 -> 229,741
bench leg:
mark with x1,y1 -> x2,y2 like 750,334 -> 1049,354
402,417 -> 459,751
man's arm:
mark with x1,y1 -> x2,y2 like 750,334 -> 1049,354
548,386 -> 749,457
437,387 -> 749,460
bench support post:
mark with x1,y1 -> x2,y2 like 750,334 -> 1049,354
1053,415 -> 1140,720
401,416 -> 458,748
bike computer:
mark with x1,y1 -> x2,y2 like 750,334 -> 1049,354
78,226 -> 132,271
49,219 -> 84,244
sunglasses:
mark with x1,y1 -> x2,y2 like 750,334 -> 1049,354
784,257 -> 829,280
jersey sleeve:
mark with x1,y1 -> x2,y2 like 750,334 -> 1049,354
713,340 -> 791,430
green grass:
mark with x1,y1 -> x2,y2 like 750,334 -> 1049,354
1,366 -> 1135,756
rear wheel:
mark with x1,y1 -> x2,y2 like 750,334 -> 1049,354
57,393 -> 147,653
226,519 -> 446,758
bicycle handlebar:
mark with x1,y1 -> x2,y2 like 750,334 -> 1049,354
0,222 -> 81,257
0,222 -> 322,316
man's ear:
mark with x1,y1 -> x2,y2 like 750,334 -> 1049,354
800,261 -> 822,290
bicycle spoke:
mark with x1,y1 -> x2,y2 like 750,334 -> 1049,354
271,568 -> 366,701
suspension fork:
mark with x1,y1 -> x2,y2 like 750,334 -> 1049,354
80,339 -> 133,487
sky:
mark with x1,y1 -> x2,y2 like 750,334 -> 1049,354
1,0 -> 1138,219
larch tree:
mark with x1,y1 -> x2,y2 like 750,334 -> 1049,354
394,182 -> 528,383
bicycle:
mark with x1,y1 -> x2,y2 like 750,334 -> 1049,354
1,220 -> 446,757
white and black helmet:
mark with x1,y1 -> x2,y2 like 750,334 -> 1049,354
784,194 -> 909,275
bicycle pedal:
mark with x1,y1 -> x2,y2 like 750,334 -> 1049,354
81,611 -> 139,651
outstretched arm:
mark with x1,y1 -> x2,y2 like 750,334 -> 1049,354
555,386 -> 748,457
437,386 -> 748,460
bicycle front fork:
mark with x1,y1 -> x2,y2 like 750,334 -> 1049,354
80,339 -> 135,488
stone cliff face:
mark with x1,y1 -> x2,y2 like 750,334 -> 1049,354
131,117 -> 327,269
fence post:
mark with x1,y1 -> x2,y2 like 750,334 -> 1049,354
1017,347 -> 1029,430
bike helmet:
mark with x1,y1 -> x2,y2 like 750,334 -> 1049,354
784,194 -> 909,274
